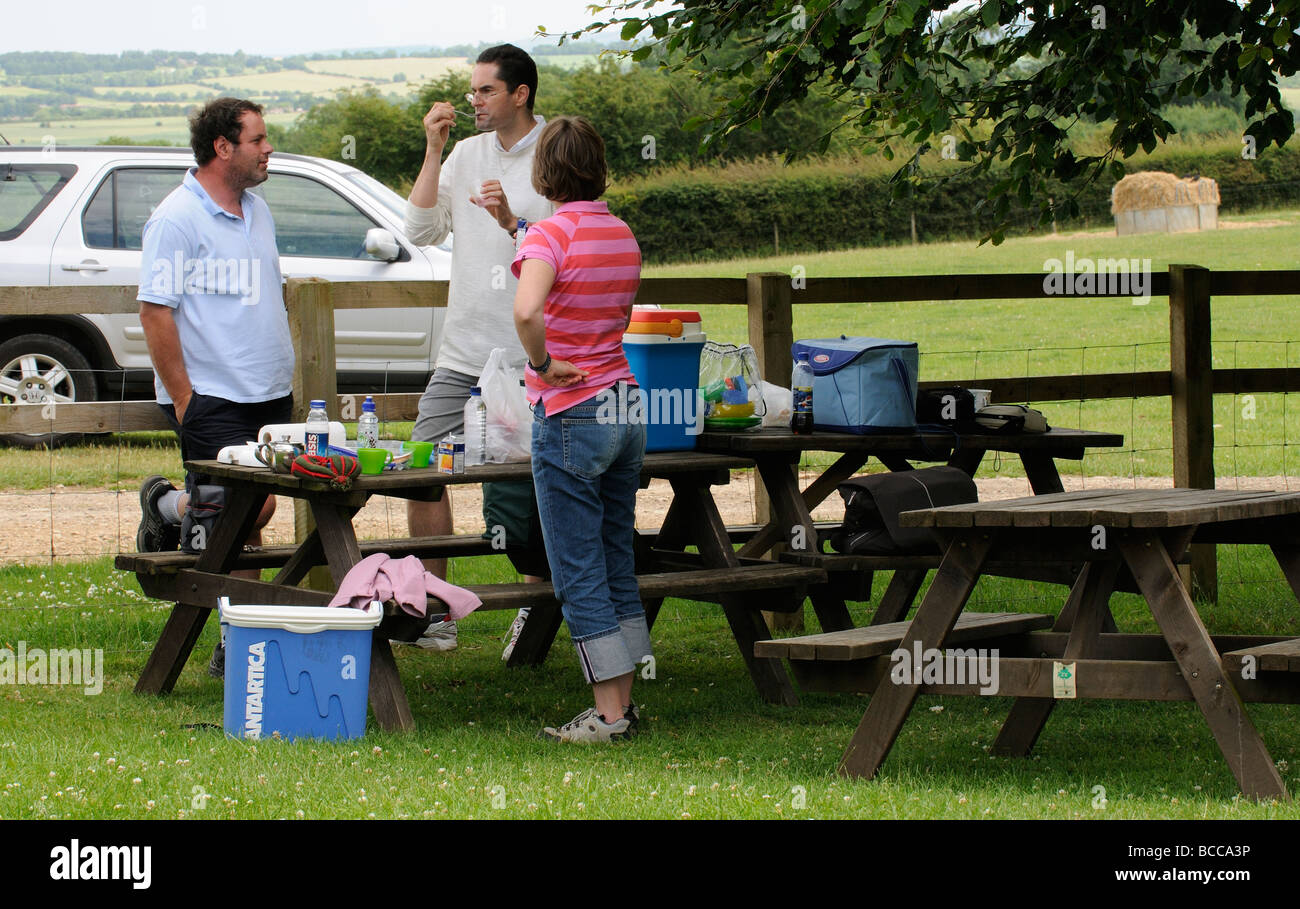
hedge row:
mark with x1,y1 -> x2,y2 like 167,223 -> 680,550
605,140 -> 1300,264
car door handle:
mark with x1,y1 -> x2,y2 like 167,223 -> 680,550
61,262 -> 109,273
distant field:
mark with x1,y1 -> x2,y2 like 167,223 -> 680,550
538,53 -> 609,69
305,56 -> 469,82
88,83 -> 214,98
203,70 -> 375,94
0,84 -> 48,97
1282,87 -> 1300,113
0,111 -> 299,146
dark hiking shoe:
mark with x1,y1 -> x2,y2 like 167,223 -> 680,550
137,475 -> 180,553
208,642 -> 225,680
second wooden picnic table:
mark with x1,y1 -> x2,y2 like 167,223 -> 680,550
117,449 -> 826,729
694,426 -> 1125,629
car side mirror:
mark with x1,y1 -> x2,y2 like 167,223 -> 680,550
364,228 -> 401,263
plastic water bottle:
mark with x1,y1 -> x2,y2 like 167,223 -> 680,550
305,399 -> 329,455
358,395 -> 379,449
791,356 -> 814,435
464,386 -> 488,466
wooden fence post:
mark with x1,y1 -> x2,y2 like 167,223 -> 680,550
287,278 -> 338,592
1169,264 -> 1218,602
747,272 -> 802,630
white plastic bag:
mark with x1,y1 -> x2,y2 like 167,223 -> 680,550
759,380 -> 792,427
479,348 -> 533,462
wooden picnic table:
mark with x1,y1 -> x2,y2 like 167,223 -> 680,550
694,426 -> 1125,630
758,488 -> 1300,801
116,450 -> 826,729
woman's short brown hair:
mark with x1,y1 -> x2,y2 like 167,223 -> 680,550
531,116 -> 608,203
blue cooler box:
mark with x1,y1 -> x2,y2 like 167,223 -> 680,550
220,600 -> 382,741
623,309 -> 706,452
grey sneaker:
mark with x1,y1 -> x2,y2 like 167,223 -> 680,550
137,475 -> 180,553
208,642 -> 225,680
412,619 -> 458,651
541,707 -> 633,743
501,610 -> 528,661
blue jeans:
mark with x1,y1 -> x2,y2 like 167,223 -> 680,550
532,384 -> 650,683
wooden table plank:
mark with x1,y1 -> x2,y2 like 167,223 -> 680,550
756,611 -> 1052,661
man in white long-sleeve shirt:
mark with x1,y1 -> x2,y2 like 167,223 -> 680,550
403,44 -> 553,652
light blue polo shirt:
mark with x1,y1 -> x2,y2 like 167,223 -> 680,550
137,168 -> 294,404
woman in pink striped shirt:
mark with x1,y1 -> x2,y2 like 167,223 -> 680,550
512,116 -> 649,743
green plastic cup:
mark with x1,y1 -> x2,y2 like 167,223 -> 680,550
357,447 -> 393,475
403,440 -> 434,468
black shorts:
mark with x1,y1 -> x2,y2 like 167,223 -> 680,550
161,392 -> 293,489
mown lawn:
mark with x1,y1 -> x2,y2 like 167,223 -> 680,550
2,552 -> 1299,820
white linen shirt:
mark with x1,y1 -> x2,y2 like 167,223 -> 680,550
136,168 -> 294,404
404,116 -> 555,376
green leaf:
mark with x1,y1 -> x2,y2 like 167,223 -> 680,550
1239,46 -> 1258,68
864,4 -> 888,28
981,0 -> 1000,30
631,46 -> 653,62
620,19 -> 643,40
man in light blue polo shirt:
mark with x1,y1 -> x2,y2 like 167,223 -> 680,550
136,97 -> 295,677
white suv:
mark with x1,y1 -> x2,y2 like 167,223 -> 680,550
0,145 -> 448,444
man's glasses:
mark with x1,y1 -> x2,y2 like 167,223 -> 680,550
465,88 -> 506,104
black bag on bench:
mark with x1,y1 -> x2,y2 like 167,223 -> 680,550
827,466 -> 977,556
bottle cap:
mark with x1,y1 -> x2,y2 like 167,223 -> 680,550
362,398 -> 375,412
470,386 -> 482,395
310,399 -> 326,409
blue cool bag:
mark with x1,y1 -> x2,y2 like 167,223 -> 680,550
792,337 -> 919,433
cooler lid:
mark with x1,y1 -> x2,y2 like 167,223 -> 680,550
219,599 -> 383,633
793,336 -> 917,375
630,309 -> 702,324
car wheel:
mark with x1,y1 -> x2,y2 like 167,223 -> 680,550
0,334 -> 99,449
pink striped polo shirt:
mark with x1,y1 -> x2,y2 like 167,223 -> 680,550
511,200 -> 641,414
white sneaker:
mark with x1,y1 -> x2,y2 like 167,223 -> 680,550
540,707 -> 633,743
501,610 -> 528,661
413,619 -> 458,651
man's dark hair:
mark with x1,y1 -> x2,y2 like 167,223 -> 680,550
532,116 -> 607,203
476,44 -> 538,111
190,97 -> 264,166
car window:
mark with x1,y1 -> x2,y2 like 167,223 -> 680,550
0,164 -> 77,241
251,173 -> 379,259
82,167 -> 186,250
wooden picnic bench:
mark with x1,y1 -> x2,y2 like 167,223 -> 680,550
117,449 -> 827,729
758,488 -> 1300,801
696,426 -> 1126,630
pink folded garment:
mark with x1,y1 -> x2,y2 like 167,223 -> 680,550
328,552 -> 482,620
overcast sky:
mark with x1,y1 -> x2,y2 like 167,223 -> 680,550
2,0 -> 620,56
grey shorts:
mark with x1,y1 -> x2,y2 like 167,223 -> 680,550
412,367 -> 477,443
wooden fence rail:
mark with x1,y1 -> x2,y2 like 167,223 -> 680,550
3,265 -> 1299,598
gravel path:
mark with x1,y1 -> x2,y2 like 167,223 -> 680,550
4,473 -> 1295,565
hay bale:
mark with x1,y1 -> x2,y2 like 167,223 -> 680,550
1111,171 -> 1219,213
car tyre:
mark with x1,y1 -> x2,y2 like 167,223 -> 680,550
0,333 -> 99,449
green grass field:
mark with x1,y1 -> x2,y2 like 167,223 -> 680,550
0,111 -> 300,147
1,216 -> 1298,820
2,552 -> 1299,820
304,56 -> 469,81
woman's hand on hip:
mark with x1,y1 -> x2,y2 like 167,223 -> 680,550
542,359 -> 588,387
